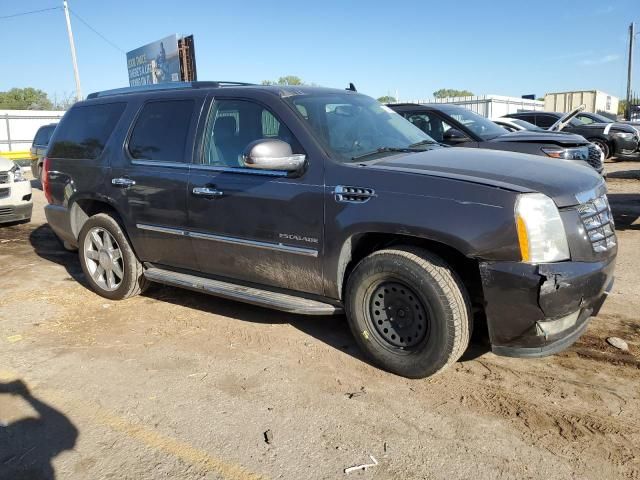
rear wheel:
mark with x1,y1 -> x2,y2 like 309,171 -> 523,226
590,138 -> 611,160
78,213 -> 148,300
345,247 -> 472,378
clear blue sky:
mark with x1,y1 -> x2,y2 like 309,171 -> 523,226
1,0 -> 638,101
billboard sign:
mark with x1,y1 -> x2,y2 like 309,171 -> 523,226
126,35 -> 182,86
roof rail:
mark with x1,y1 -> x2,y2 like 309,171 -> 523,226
86,81 -> 255,99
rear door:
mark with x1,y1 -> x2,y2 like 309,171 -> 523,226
109,92 -> 205,271
186,96 -> 324,294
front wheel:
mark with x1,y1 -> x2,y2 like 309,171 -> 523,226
78,213 -> 148,300
590,138 -> 611,160
345,247 -> 472,378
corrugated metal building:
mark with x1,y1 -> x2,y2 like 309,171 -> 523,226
401,95 -> 545,118
544,90 -> 618,116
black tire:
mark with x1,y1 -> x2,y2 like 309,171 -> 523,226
78,213 -> 148,300
589,138 -> 611,160
345,247 -> 472,378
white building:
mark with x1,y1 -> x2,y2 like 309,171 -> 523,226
544,90 -> 618,116
399,95 -> 545,118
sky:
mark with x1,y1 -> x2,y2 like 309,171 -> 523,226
1,0 -> 638,102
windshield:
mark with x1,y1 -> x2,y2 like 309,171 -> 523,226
511,119 -> 543,131
285,93 -> 435,162
439,106 -> 508,140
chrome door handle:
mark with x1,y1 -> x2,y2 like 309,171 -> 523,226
112,178 -> 136,188
192,187 -> 224,198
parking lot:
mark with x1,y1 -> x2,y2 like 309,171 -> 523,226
1,162 -> 639,479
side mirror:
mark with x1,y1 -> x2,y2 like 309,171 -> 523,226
443,128 -> 469,143
242,139 -> 306,173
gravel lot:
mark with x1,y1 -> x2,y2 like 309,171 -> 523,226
1,162 -> 639,480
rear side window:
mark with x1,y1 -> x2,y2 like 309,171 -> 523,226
534,115 -> 557,128
49,103 -> 125,159
128,100 -> 195,162
33,125 -> 56,146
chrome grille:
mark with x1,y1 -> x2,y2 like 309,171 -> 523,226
586,145 -> 603,170
577,194 -> 616,253
0,171 -> 9,184
0,187 -> 9,199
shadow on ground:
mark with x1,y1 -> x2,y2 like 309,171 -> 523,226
608,193 -> 640,231
0,380 -> 77,480
28,222 -> 490,372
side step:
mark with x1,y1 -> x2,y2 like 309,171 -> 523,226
144,267 -> 342,316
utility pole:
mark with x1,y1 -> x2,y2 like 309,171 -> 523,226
63,0 -> 82,101
626,22 -> 634,120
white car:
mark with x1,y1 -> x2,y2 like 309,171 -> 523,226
0,157 -> 32,224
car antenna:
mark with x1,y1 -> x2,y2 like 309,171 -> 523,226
346,83 -> 357,92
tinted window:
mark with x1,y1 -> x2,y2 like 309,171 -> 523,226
33,125 -> 56,146
535,115 -> 557,128
201,100 -> 301,168
49,103 -> 125,159
405,113 -> 452,142
129,100 -> 195,162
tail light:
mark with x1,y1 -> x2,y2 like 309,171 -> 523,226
42,157 -> 53,204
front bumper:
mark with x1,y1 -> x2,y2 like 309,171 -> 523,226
612,135 -> 640,157
0,180 -> 33,224
479,257 -> 615,357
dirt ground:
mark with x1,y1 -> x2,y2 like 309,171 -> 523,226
1,162 -> 639,480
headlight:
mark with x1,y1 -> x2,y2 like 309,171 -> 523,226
515,193 -> 570,263
541,146 -> 589,160
612,132 -> 634,140
11,164 -> 27,182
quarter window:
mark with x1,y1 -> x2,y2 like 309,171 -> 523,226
129,100 -> 195,162
201,100 -> 301,168
48,103 -> 125,159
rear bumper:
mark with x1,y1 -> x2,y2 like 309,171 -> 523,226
44,204 -> 76,245
480,256 -> 615,357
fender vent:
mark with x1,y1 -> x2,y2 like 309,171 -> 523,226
334,185 -> 376,203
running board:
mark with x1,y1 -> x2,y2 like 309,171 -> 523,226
144,267 -> 342,316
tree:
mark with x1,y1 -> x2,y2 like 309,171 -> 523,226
377,95 -> 397,103
0,87 -> 53,110
432,88 -> 474,99
261,75 -> 305,86
51,92 -> 77,111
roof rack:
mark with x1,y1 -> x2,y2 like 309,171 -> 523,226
86,81 -> 255,99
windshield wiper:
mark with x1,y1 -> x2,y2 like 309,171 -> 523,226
409,139 -> 449,148
351,146 -> 427,161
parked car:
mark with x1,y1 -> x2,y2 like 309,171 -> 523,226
43,82 -> 616,378
0,156 -> 32,224
573,111 -> 640,135
492,117 -> 544,132
503,110 -> 639,159
30,123 -> 57,181
389,103 -> 604,174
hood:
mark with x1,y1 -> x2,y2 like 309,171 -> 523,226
0,156 -> 16,172
488,130 -> 589,146
550,104 -> 585,131
370,147 -> 602,208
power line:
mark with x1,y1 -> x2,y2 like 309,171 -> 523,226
0,6 -> 61,20
69,8 -> 125,53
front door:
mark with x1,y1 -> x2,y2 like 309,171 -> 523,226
109,94 -> 204,271
187,98 -> 324,295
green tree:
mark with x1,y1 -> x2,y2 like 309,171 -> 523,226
261,75 -> 305,86
377,95 -> 397,103
618,100 -> 627,117
432,88 -> 474,99
0,87 -> 53,110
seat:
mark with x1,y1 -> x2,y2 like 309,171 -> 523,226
211,116 -> 241,166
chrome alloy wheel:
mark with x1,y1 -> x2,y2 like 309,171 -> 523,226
83,227 -> 124,291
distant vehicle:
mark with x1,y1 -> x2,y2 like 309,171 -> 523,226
504,110 -> 639,160
0,156 -> 32,224
30,123 -> 57,181
573,111 -> 640,134
389,103 -> 603,174
43,82 -> 615,378
492,118 -> 544,132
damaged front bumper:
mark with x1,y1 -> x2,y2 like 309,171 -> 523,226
479,257 -> 615,357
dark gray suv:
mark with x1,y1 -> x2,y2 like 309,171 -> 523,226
43,82 -> 616,378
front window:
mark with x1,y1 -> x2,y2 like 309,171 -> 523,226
285,93 -> 435,162
437,106 -> 507,140
576,113 -> 613,125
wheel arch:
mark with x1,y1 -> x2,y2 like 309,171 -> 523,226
69,195 -> 125,241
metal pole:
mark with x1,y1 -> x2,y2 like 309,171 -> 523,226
63,0 -> 82,101
626,22 -> 634,120
5,114 -> 12,152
